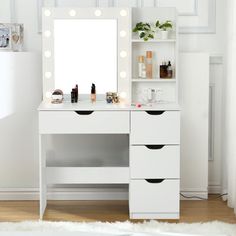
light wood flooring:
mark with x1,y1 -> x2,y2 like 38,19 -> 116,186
0,195 -> 235,223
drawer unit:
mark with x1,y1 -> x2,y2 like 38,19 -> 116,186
130,145 -> 180,179
129,179 -> 179,218
130,111 -> 180,144
39,111 -> 130,134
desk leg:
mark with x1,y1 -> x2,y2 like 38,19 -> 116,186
39,134 -> 47,219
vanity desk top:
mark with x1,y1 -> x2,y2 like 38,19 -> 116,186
38,101 -> 180,111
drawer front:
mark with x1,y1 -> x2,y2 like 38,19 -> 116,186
39,111 -> 130,134
130,179 -> 179,213
131,111 -> 180,144
130,145 -> 180,179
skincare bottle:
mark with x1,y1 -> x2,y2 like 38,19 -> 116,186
91,83 -> 96,103
167,61 -> 173,78
138,56 -> 146,78
160,61 -> 168,78
146,51 -> 153,79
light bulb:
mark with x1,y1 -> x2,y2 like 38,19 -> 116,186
94,9 -> 102,16
45,72 -> 52,78
120,30 -> 127,37
120,71 -> 127,78
69,9 -> 76,16
44,9 -> 51,17
120,9 -> 127,16
120,51 -> 127,58
44,30 -> 51,37
44,50 -> 51,58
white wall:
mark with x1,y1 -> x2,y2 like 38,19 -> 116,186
0,0 -> 225,198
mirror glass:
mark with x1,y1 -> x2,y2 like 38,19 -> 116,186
54,19 -> 117,94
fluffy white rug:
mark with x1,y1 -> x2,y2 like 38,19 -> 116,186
0,221 -> 235,236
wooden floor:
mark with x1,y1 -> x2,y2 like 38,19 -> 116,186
0,195 -> 235,223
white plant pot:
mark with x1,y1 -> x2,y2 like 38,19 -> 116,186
161,30 -> 169,40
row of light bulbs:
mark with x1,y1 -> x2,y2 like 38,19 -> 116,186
44,9 -> 128,17
44,8 -> 128,100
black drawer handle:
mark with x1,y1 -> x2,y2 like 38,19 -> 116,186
75,111 -> 94,115
145,111 -> 165,115
145,179 -> 165,184
145,145 -> 165,150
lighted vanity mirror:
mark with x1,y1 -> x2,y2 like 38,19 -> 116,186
54,19 -> 117,94
43,8 -> 130,102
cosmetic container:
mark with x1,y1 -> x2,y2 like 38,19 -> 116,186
160,62 -> 168,78
167,61 -> 173,78
138,56 -> 146,78
71,89 -> 76,103
91,83 -> 96,103
146,51 -> 153,79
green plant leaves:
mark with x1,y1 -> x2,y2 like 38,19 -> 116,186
132,20 -> 173,41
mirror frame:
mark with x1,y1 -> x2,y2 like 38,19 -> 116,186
42,7 -> 131,103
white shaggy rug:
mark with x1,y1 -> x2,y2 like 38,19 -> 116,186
0,221 -> 234,236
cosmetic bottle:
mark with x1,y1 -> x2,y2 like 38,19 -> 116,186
167,61 -> 173,78
75,84 -> 78,102
91,83 -> 96,103
138,56 -> 146,78
160,61 -> 168,78
146,51 -> 153,79
71,88 -> 76,103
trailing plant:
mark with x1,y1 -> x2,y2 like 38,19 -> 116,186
132,22 -> 155,41
156,20 -> 173,31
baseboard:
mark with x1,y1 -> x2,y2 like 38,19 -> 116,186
0,187 -> 218,201
0,187 -> 128,201
208,184 -> 222,194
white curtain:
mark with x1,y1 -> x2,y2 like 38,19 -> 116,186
223,0 -> 236,214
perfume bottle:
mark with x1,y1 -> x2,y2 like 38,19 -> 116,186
138,56 -> 146,78
146,51 -> 153,79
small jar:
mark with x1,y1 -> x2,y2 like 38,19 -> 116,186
106,92 -> 113,103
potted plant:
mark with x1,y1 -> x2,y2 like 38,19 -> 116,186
156,20 -> 173,39
132,22 -> 155,41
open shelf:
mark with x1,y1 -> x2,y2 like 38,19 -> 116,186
46,167 -> 129,184
132,78 -> 176,82
132,39 -> 176,43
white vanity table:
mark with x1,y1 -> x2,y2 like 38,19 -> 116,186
39,7 -> 180,220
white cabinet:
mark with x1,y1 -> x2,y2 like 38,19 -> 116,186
179,53 -> 209,198
129,110 -> 180,219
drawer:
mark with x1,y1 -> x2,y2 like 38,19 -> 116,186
131,111 -> 180,144
129,179 -> 179,214
130,145 -> 180,179
39,111 -> 130,134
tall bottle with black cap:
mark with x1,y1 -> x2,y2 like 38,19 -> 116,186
91,83 -> 96,103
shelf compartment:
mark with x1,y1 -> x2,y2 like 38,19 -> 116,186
132,78 -> 176,82
46,167 -> 129,184
132,39 -> 176,43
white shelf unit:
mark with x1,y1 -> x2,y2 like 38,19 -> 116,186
129,8 -> 180,219
131,8 -> 178,104
132,39 -> 176,43
132,78 -> 176,82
